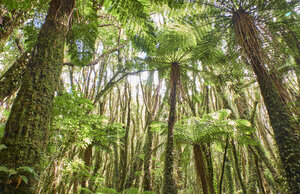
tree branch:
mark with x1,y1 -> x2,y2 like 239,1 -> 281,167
63,41 -> 129,67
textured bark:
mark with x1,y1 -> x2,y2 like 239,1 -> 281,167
202,144 -> 215,194
113,143 -> 119,189
218,137 -> 229,194
143,71 -> 160,191
143,122 -> 153,191
163,62 -> 179,194
0,7 -> 27,45
233,10 -> 300,193
81,144 -> 93,193
120,86 -> 131,191
252,57 -> 300,193
193,144 -> 209,194
225,157 -> 234,194
231,140 -> 247,194
0,0 -> 75,193
0,51 -> 29,104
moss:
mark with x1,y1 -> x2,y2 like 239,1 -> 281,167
0,0 -> 75,193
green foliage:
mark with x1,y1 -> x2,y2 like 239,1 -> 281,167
0,165 -> 37,185
0,124 -> 5,139
150,121 -> 167,133
68,2 -> 99,66
0,144 -> 7,150
175,109 -> 256,145
23,21 -> 40,50
1,0 -> 49,10
124,188 -> 139,194
96,187 -> 117,194
52,91 -> 125,151
103,0 -> 156,53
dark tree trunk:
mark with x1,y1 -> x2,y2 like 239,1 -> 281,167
163,62 -> 179,194
0,51 -> 29,104
143,120 -> 153,191
233,10 -> 300,193
231,140 -> 247,194
251,57 -> 300,193
225,157 -> 234,194
0,0 -> 75,193
193,144 -> 209,194
81,144 -> 93,193
218,137 -> 229,194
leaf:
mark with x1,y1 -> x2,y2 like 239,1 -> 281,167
236,119 -> 251,127
0,144 -> 7,151
19,175 -> 28,184
0,166 -> 10,173
17,166 -> 35,174
218,109 -> 231,120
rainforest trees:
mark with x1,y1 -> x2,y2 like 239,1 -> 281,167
0,0 -> 75,193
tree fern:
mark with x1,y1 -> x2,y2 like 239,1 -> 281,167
175,109 -> 256,145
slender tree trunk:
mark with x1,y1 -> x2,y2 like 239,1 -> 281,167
0,0 -> 74,193
163,62 -> 179,194
143,120 -> 153,191
219,137 -> 229,194
113,143 -> 119,189
231,140 -> 247,194
225,157 -> 234,194
120,85 -> 131,191
81,144 -> 93,193
233,10 -> 300,193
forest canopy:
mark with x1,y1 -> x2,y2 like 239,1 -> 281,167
0,0 -> 299,194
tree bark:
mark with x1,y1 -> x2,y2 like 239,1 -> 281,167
231,140 -> 247,194
163,62 -> 179,194
193,144 -> 209,194
0,51 -> 29,104
233,10 -> 300,193
0,0 -> 75,193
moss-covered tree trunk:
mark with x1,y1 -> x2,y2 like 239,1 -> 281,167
143,71 -> 161,191
0,0 -> 75,193
120,85 -> 131,191
163,62 -> 179,194
0,52 -> 29,104
233,10 -> 300,193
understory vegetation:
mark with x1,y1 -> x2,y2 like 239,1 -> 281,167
0,0 -> 299,193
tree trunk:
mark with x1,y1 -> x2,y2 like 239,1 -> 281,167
252,57 -> 300,193
193,144 -> 209,194
0,0 -> 75,193
225,157 -> 234,194
219,137 -> 229,194
231,140 -> 247,194
81,144 -> 93,193
0,51 -> 29,104
233,10 -> 300,193
120,85 -> 131,191
163,62 -> 179,194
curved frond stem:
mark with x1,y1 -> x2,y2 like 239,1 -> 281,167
244,0 -> 258,11
229,0 -> 238,11
215,0 -> 234,11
